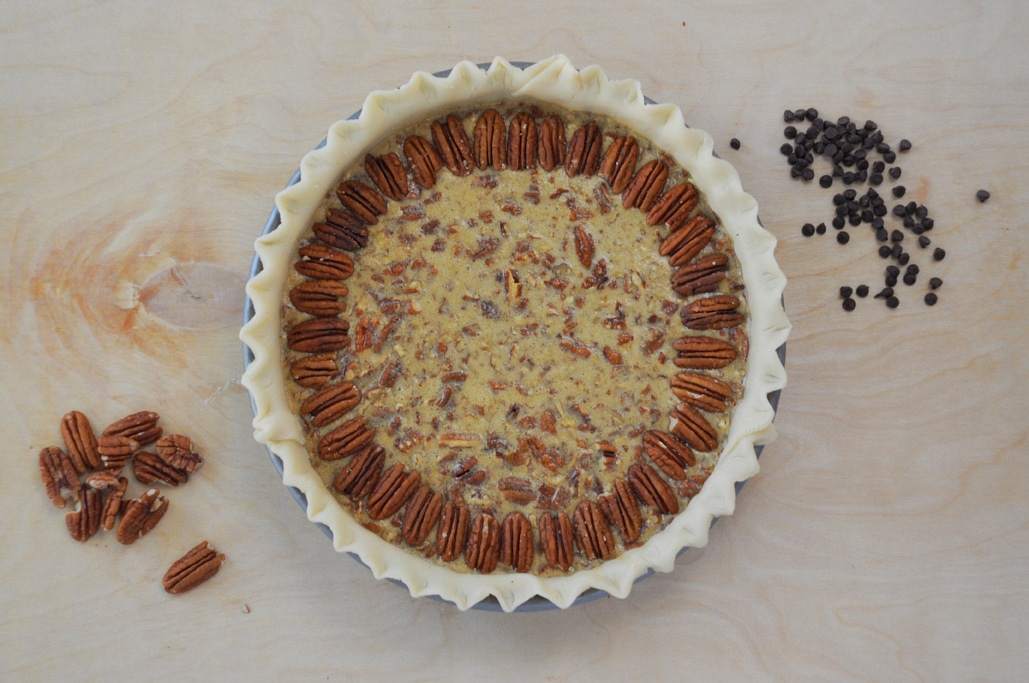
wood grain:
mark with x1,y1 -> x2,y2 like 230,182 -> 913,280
2,2 -> 1027,681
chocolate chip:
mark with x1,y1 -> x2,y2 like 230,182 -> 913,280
819,174 -> 833,188
875,287 -> 894,299
840,286 -> 853,298
885,274 -> 898,287
802,168 -> 815,181
801,223 -> 815,237
924,292 -> 937,306
892,185 -> 906,198
918,236 -> 931,248
806,107 -> 819,120
891,230 -> 904,243
899,139 -> 912,152
876,228 -> 889,241
888,167 -> 902,180
780,143 -> 793,156
842,297 -> 856,311
898,252 -> 910,266
883,151 -> 896,164
906,264 -> 919,275
886,265 -> 900,277
921,217 -> 934,231
730,137 -> 741,150
816,223 -> 827,235
891,244 -> 903,259
832,216 -> 845,229
903,272 -> 917,286
933,248 -> 946,261
879,245 -> 892,258
869,173 -> 884,185
976,189 -> 990,202
784,110 -> 796,123
886,296 -> 899,308
856,284 -> 869,297
837,231 -> 850,244
929,277 -> 943,290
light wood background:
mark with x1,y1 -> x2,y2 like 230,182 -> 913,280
3,2 -> 1027,681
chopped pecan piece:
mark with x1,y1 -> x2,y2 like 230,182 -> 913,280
671,253 -> 729,297
472,108 -> 506,170
659,215 -> 716,267
336,179 -> 388,225
99,476 -> 128,531
670,403 -> 719,452
300,381 -> 361,428
573,224 -> 595,269
465,512 -> 501,573
289,280 -> 349,316
437,502 -> 470,563
671,372 -> 732,412
598,479 -> 642,543
401,485 -> 443,547
681,294 -> 744,331
155,434 -> 203,474
163,541 -> 227,595
506,111 -> 538,170
537,115 -> 566,171
61,410 -> 101,473
431,114 -> 474,176
573,499 -> 615,561
287,318 -> 351,353
102,410 -> 162,446
317,416 -> 375,461
366,463 -> 420,521
289,352 -> 339,389
539,512 -> 575,572
66,487 -> 102,542
622,159 -> 669,211
97,435 -> 139,470
599,135 -> 639,193
565,121 -> 602,177
500,511 -> 534,572
332,443 -> 385,500
116,488 -> 168,545
643,430 -> 695,480
294,243 -> 355,280
646,182 -> 699,230
602,346 -> 623,366
133,451 -> 188,487
497,476 -> 536,505
364,152 -> 408,201
39,446 -> 81,509
313,208 -> 370,251
403,134 -> 444,188
672,335 -> 738,369
628,463 -> 679,515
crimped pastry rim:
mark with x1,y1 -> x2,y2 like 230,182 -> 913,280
240,55 -> 790,612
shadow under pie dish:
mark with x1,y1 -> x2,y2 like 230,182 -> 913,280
240,56 -> 789,611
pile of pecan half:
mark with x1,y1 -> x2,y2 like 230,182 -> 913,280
37,409 -> 225,594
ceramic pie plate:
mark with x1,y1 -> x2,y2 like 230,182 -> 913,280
240,56 -> 790,611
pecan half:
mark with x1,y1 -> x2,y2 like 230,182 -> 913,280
598,479 -> 642,543
437,501 -> 470,563
599,135 -> 639,194
622,159 -> 669,211
658,215 -> 716,267
133,451 -> 189,487
99,476 -> 128,531
317,416 -> 375,461
294,243 -> 355,280
431,114 -> 474,177
365,463 -> 420,521
403,134 -> 444,188
539,512 -> 575,572
97,435 -> 139,470
672,335 -> 738,369
681,294 -> 744,331
628,463 -> 679,515
314,208 -> 370,251
289,280 -> 349,317
671,253 -> 729,297
289,352 -> 339,389
573,499 -> 615,561
506,111 -> 538,171
646,182 -> 699,230
565,121 -> 602,177
465,512 -> 500,573
336,179 -> 388,225
287,318 -> 351,353
39,446 -> 81,509
155,434 -> 203,473
472,108 -> 506,170
670,403 -> 719,452
573,224 -> 595,269
300,381 -> 360,428
364,152 -> 408,201
671,372 -> 732,412
332,443 -> 385,500
61,410 -> 101,473
102,410 -> 162,446
500,511 -> 534,572
116,488 -> 168,545
66,487 -> 102,542
537,115 -> 567,171
401,485 -> 443,547
643,430 -> 695,480
163,541 -> 226,595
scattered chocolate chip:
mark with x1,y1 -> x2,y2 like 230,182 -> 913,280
842,297 -> 856,311
875,287 -> 894,299
929,277 -> 943,290
921,217 -> 934,231
806,107 -> 819,120
855,284 -> 869,297
976,189 -> 990,203
876,228 -> 889,241
801,223 -> 815,237
816,223 -> 827,235
879,245 -> 892,258
840,286 -> 853,298
899,139 -> 912,152
832,216 -> 845,229
819,174 -> 833,188
897,252 -> 910,266
837,231 -> 850,244
891,244 -> 903,259
886,296 -> 900,308
730,137 -> 741,150
888,167 -> 902,180
886,265 -> 900,277
892,185 -> 906,198
906,264 -> 919,275
891,230 -> 904,243
918,236 -> 931,248
903,272 -> 917,286
885,274 -> 898,287
784,110 -> 795,123
933,247 -> 946,261
924,292 -> 937,306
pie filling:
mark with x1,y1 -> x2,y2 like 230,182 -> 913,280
280,102 -> 749,576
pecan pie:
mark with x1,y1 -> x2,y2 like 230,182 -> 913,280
241,56 -> 789,611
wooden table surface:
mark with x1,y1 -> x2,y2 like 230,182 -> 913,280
3,2 -> 1027,681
